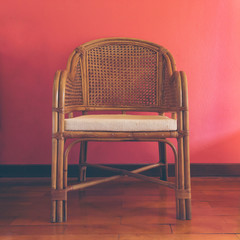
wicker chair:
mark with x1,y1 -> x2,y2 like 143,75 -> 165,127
51,38 -> 191,222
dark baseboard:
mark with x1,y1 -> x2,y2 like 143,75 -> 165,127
1,164 -> 240,178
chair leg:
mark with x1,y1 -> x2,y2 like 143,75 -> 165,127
158,141 -> 168,180
55,138 -> 66,222
176,136 -> 191,220
183,135 -> 192,220
176,137 -> 186,220
78,141 -> 88,182
51,138 -> 57,223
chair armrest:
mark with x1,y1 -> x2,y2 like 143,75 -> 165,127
52,70 -> 68,111
161,70 -> 188,111
52,49 -> 83,113
179,71 -> 188,109
52,69 -> 79,132
161,71 -> 182,109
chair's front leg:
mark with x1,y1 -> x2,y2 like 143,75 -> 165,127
183,134 -> 191,220
176,135 -> 191,220
51,137 -> 67,223
57,137 -> 66,222
176,137 -> 186,220
51,137 -> 58,223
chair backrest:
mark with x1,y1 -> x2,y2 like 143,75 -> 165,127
65,38 -> 177,111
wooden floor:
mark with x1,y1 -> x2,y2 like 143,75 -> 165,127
0,177 -> 240,239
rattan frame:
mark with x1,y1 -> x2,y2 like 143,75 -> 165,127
51,38 -> 191,222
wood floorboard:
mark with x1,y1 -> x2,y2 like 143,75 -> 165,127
0,177 -> 240,239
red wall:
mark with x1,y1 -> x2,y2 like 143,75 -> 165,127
1,0 -> 240,165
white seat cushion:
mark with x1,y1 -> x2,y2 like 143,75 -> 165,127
65,114 -> 177,132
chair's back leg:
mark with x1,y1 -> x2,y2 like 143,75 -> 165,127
79,141 -> 88,182
158,142 -> 168,181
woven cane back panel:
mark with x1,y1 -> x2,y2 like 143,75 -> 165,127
87,44 -> 158,107
65,59 -> 83,106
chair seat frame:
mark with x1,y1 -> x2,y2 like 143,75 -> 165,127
51,38 -> 191,222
